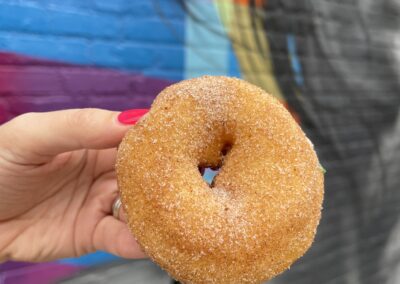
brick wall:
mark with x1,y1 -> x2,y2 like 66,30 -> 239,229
0,0 -> 184,123
0,0 -> 184,76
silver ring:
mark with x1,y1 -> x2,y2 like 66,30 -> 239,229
112,197 -> 122,220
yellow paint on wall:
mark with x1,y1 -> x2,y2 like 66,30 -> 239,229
216,0 -> 285,100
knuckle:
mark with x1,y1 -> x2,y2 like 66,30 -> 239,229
12,112 -> 38,127
68,108 -> 98,128
0,112 -> 39,159
3,113 -> 39,140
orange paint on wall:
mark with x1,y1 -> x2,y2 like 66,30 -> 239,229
232,0 -> 264,7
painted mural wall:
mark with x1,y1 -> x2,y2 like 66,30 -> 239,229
1,0 -> 400,283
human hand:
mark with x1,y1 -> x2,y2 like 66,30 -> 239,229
0,108 -> 147,262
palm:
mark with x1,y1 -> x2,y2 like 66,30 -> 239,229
0,148 -> 141,261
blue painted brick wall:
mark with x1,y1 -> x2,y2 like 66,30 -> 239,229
0,0 -> 185,80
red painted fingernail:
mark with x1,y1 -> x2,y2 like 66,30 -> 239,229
118,109 -> 149,125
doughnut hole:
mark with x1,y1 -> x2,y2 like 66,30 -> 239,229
199,142 -> 233,186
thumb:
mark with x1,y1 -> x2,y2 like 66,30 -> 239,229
0,108 -> 148,163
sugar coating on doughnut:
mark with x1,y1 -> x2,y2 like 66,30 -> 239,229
116,76 -> 324,284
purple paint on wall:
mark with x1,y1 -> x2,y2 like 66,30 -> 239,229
1,262 -> 81,284
0,52 -> 174,124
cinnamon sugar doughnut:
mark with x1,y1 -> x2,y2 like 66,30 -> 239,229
116,76 -> 324,284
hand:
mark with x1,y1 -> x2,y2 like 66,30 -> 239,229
0,108 -> 147,262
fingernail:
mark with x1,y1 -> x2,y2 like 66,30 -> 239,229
118,109 -> 149,125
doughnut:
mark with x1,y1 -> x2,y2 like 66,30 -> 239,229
116,76 -> 324,283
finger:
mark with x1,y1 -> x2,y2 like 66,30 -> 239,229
93,216 -> 146,259
0,108 -> 148,163
76,176 -> 144,258
119,207 -> 128,223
